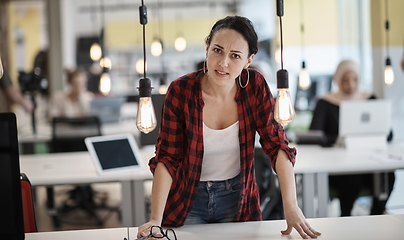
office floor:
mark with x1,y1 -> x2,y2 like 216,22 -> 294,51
33,170 -> 404,232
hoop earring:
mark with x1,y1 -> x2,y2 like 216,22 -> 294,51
203,57 -> 208,75
238,69 -> 249,88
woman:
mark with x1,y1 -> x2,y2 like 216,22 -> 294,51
310,59 -> 395,216
49,67 -> 94,118
138,16 -> 321,239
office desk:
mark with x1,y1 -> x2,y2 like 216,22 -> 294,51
25,227 -> 128,240
19,146 -> 155,227
293,142 -> 404,218
127,214 -> 404,240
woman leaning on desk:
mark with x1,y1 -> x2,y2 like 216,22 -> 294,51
137,16 -> 321,239
309,59 -> 395,217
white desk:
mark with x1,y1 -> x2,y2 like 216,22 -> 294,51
293,141 -> 404,218
24,214 -> 404,240
25,227 -> 128,240
19,146 -> 155,227
128,214 -> 404,240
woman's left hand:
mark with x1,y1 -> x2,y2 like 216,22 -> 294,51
281,205 -> 321,239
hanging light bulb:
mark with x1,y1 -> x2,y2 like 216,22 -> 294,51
274,70 -> 295,126
174,36 -> 186,51
100,57 -> 112,69
99,68 -> 111,95
0,56 -> 4,78
158,77 -> 167,94
136,78 -> 157,134
298,61 -> 311,90
274,0 -> 295,126
151,39 -> 163,57
384,58 -> 394,85
137,3 -> 157,134
90,42 -> 102,61
136,59 -> 147,74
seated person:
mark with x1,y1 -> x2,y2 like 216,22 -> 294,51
0,69 -> 33,113
49,67 -> 94,118
309,59 -> 395,216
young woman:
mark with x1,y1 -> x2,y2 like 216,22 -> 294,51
138,16 -> 321,239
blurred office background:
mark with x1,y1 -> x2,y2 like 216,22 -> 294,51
0,0 -> 403,232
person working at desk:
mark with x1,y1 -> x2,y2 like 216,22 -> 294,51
48,67 -> 94,118
0,69 -> 33,113
309,59 -> 395,216
137,16 -> 321,239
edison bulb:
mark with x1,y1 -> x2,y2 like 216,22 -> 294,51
136,59 -> 147,74
384,65 -> 394,86
100,57 -> 112,69
274,89 -> 295,126
174,36 -> 186,51
136,97 -> 157,134
99,72 -> 111,95
298,67 -> 311,90
151,40 -> 162,57
90,43 -> 102,61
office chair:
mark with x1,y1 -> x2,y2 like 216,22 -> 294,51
255,148 -> 284,220
20,173 -> 37,233
47,116 -> 119,227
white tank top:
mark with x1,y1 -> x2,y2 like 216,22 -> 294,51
200,121 -> 240,181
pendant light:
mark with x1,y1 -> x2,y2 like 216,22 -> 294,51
98,0 -> 111,95
384,0 -> 394,86
151,0 -> 163,57
137,0 -> 157,134
174,14 -> 186,52
298,0 -> 311,90
90,1 -> 102,62
274,0 -> 295,127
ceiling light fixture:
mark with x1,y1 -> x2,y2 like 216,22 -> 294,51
383,0 -> 394,86
274,0 -> 295,127
136,0 -> 157,134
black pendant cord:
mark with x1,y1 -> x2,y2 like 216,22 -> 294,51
300,0 -> 305,64
141,0 -> 147,79
385,0 -> 390,58
279,16 -> 284,70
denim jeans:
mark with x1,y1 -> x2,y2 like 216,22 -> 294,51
184,173 -> 241,225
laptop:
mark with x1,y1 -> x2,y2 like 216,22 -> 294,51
0,113 -> 25,240
339,99 -> 392,137
85,133 -> 145,175
89,96 -> 125,124
338,99 -> 392,150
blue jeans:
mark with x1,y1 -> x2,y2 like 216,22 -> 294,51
184,173 -> 241,225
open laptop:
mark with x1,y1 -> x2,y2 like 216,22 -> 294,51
85,133 -> 145,175
89,96 -> 126,124
0,113 -> 25,240
338,99 -> 392,149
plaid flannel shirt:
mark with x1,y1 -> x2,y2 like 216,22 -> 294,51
149,68 -> 296,227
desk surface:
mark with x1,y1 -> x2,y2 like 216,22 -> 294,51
293,141 -> 404,174
25,214 -> 404,240
19,146 -> 155,186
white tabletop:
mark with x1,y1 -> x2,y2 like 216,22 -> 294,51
19,145 -> 155,186
129,214 -> 404,240
293,141 -> 404,174
25,227 -> 128,240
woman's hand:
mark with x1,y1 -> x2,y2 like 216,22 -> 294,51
137,220 -> 160,239
281,205 -> 321,239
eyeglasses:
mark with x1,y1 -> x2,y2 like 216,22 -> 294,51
135,225 -> 177,240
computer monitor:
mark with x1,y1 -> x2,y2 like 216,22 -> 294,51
0,113 -> 25,240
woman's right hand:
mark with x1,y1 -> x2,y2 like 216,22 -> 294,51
137,220 -> 161,239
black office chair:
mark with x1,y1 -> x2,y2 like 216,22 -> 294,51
254,148 -> 284,220
47,116 -> 119,227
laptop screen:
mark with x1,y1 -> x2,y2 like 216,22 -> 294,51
0,113 -> 24,240
339,99 -> 392,137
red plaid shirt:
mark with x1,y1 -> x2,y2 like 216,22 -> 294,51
149,68 -> 296,227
